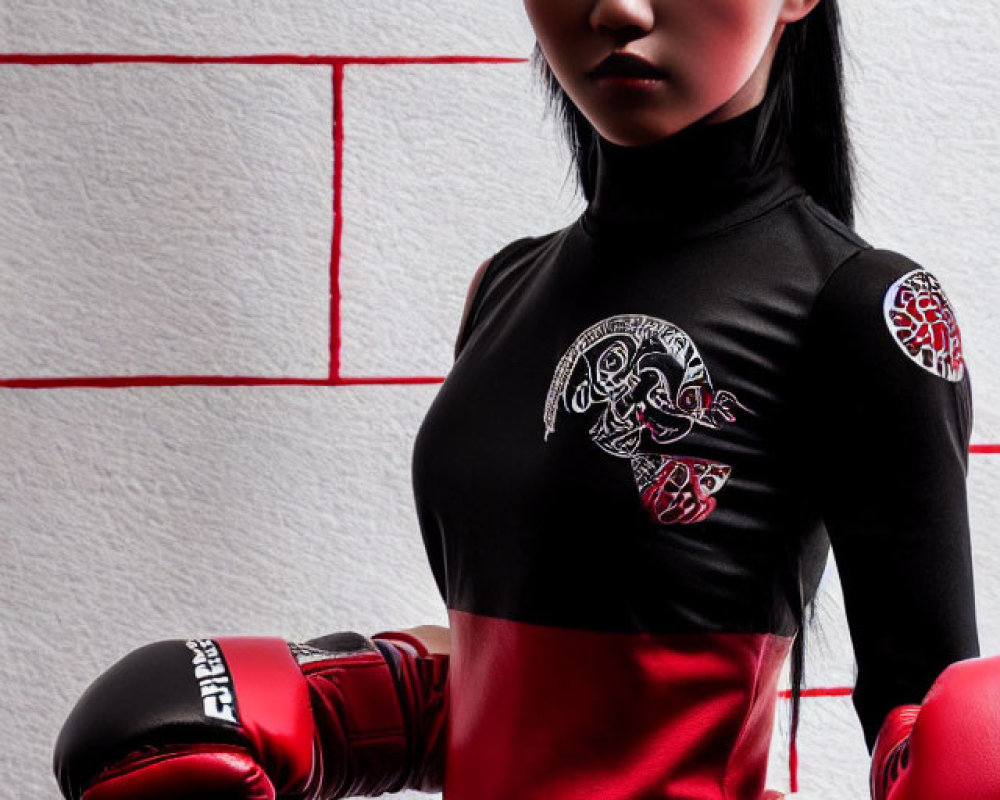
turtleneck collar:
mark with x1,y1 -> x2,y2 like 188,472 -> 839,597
579,101 -> 803,244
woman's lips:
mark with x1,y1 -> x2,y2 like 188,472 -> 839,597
588,50 -> 666,79
591,74 -> 665,93
587,52 -> 667,92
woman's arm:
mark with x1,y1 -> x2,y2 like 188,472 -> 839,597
453,254 -> 495,360
806,247 -> 984,796
394,623 -> 452,655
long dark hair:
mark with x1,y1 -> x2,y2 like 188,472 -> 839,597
532,2 -> 854,228
530,1 -> 853,781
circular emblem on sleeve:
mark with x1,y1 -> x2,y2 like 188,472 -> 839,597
882,269 -> 965,382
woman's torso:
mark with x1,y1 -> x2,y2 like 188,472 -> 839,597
411,105 -> 870,800
412,198 -> 870,800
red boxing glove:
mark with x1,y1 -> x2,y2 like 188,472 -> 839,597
870,654 -> 1000,800
53,631 -> 448,800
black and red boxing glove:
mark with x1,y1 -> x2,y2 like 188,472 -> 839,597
869,654 -> 1000,800
53,630 -> 448,799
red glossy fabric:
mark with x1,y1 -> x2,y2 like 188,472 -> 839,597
446,609 -> 792,799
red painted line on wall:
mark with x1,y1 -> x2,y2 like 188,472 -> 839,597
777,685 -> 853,699
0,375 -> 446,389
789,740 -> 799,794
772,685 -> 854,791
336,375 -> 445,386
2,50 -> 966,796
0,52 -> 522,386
971,444 -> 1000,454
330,63 -> 343,381
0,53 -> 527,66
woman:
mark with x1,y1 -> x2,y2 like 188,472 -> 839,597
53,2 -> 994,799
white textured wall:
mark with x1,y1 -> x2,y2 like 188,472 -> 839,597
0,3 -> 997,799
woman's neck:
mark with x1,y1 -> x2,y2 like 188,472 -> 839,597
580,102 -> 802,244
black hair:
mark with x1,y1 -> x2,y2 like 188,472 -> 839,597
531,1 -> 854,227
529,0 -> 854,778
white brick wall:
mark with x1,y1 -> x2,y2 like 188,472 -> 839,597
1,2 -> 997,798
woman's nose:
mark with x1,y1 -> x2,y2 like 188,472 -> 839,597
589,0 -> 656,35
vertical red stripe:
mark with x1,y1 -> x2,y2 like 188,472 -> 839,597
788,735 -> 799,794
775,686 -> 854,793
330,63 -> 344,381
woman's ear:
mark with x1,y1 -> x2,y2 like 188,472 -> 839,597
778,0 -> 823,25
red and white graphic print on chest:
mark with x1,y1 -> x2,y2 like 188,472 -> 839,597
542,314 -> 750,525
883,269 -> 965,382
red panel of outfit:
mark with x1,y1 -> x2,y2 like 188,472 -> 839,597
446,610 -> 791,800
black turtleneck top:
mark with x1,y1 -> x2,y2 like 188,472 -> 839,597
411,103 -> 979,799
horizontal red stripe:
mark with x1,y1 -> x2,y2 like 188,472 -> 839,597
336,374 -> 444,385
1,373 -> 997,455
0,373 -> 998,460
777,686 -> 853,699
0,375 -> 445,389
0,53 -> 527,66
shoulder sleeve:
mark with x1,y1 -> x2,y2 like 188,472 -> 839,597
452,235 -> 540,361
805,246 -> 980,753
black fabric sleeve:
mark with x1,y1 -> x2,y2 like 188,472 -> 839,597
453,254 -> 498,362
452,236 -> 540,361
805,246 -> 980,754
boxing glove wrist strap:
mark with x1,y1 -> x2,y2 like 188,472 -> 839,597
371,630 -> 449,793
290,629 -> 449,797
870,703 -> 919,800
